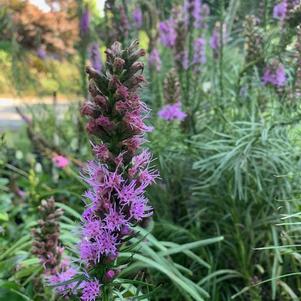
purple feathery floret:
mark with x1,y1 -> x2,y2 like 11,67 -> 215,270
89,43 -> 102,72
133,7 -> 143,28
148,48 -> 161,71
81,280 -> 100,301
273,1 -> 287,21
159,19 -> 177,48
262,62 -> 286,87
158,102 -> 187,121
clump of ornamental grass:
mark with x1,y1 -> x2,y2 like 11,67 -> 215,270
77,40 -> 159,300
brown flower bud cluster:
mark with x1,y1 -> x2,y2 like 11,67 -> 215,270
32,197 -> 64,274
172,7 -> 188,71
286,1 -> 301,28
243,15 -> 264,68
163,69 -> 181,104
294,26 -> 301,97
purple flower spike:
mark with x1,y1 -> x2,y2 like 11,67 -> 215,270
89,43 -> 102,72
184,0 -> 201,28
78,40 -> 159,297
210,22 -> 227,59
193,37 -> 206,66
273,1 -> 287,21
133,7 -> 143,28
159,20 -> 177,48
158,102 -> 187,121
80,8 -> 90,35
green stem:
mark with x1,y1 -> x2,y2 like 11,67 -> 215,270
219,0 -> 225,100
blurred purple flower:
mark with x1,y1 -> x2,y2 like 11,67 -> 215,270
180,51 -> 189,70
193,37 -> 206,65
210,22 -> 227,59
133,7 -> 143,28
80,8 -> 90,35
273,1 -> 287,21
262,62 -> 286,87
159,20 -> 177,48
37,47 -> 47,59
158,102 -> 187,121
47,267 -> 78,296
148,48 -> 161,71
184,0 -> 201,28
89,43 -> 102,72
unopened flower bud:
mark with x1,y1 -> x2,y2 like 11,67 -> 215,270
113,57 -> 125,73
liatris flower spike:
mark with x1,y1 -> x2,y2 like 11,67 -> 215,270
133,7 -> 143,29
32,198 -> 80,297
193,37 -> 206,70
210,22 -> 227,59
80,8 -> 90,36
79,40 -> 159,300
243,15 -> 264,67
159,19 -> 177,48
163,69 -> 181,104
148,48 -> 161,71
32,197 -> 64,274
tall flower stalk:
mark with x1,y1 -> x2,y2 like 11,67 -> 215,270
32,197 -> 64,275
79,40 -> 158,300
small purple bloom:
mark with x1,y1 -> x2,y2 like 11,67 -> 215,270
130,196 -> 153,221
159,20 -> 177,48
262,62 -> 286,87
148,48 -> 161,71
273,1 -> 287,21
193,37 -> 206,65
47,267 -> 78,296
80,8 -> 90,35
158,102 -> 187,121
81,279 -> 100,301
37,47 -> 47,59
133,7 -> 143,28
89,43 -> 102,72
